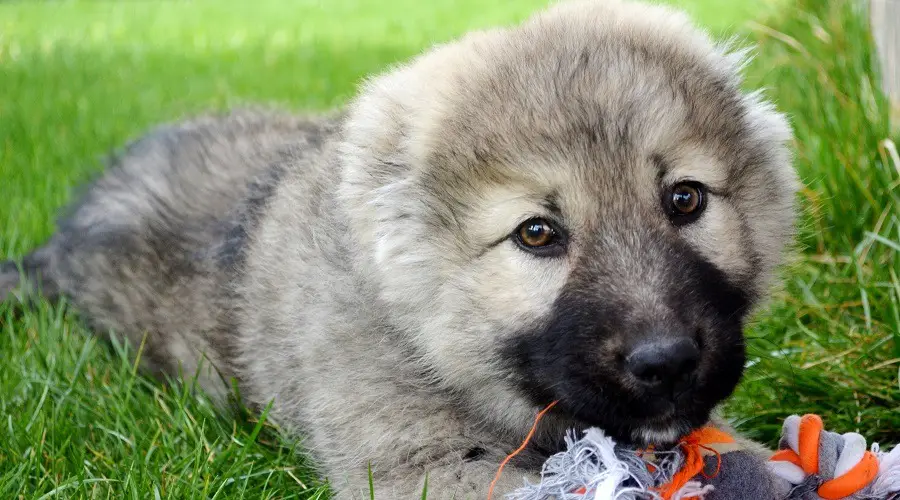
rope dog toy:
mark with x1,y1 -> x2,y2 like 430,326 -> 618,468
499,411 -> 900,499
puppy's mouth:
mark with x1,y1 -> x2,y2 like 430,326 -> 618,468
630,420 -> 693,447
547,387 -> 713,446
621,400 -> 699,446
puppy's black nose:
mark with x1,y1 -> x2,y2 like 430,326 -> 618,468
625,338 -> 699,391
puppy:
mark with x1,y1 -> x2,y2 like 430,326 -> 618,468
1,0 -> 797,497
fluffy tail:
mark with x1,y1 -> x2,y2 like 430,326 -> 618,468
0,246 -> 59,303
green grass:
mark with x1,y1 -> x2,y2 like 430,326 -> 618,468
723,0 -> 900,445
0,0 -> 897,497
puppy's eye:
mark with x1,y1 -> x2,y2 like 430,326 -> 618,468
513,218 -> 564,256
666,182 -> 706,224
518,219 -> 555,247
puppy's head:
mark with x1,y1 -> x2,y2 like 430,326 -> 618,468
338,0 -> 797,444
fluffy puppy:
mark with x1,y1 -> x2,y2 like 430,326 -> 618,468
1,0 -> 797,497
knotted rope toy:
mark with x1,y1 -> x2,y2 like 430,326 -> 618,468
494,407 -> 900,500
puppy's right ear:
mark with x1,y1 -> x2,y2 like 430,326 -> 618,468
335,32 -> 473,268
334,54 -> 450,312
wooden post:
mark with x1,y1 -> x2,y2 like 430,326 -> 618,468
869,0 -> 899,108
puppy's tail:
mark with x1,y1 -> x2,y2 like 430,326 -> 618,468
1,246 -> 59,303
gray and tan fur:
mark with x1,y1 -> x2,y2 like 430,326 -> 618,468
1,0 -> 798,498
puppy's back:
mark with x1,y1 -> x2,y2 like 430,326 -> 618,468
1,109 -> 338,397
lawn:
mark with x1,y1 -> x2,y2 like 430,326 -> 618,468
0,0 -> 898,498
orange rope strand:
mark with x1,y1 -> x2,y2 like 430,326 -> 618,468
697,443 -> 723,480
657,442 -> 704,499
655,427 -> 734,499
817,451 -> 879,499
487,400 -> 558,500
